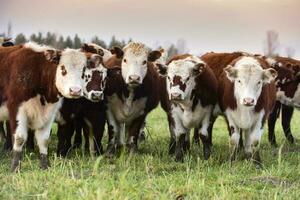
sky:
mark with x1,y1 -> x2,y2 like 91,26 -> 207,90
0,0 -> 300,58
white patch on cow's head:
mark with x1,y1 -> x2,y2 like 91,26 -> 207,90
82,54 -> 108,102
24,42 -> 56,52
121,42 -> 161,87
55,49 -> 87,98
166,56 -> 206,102
225,56 -> 277,107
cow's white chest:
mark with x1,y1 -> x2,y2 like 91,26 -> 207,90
108,93 -> 147,123
226,106 -> 261,130
180,103 -> 211,129
20,95 -> 62,130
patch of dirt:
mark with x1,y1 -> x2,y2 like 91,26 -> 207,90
241,176 -> 292,187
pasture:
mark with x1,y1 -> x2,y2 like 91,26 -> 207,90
0,106 -> 299,200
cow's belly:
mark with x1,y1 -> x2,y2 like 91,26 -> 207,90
181,104 -> 211,129
20,95 -> 62,130
226,107 -> 261,130
108,94 -> 147,123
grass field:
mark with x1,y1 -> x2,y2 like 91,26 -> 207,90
0,107 -> 299,200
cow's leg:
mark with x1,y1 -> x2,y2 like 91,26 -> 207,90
127,115 -> 147,153
0,121 -> 5,143
106,109 -> 121,157
26,129 -> 35,151
11,109 -> 28,172
138,121 -> 146,142
167,114 -> 176,155
226,114 -> 240,162
268,101 -> 281,146
35,121 -> 53,170
73,118 -> 83,149
281,104 -> 294,144
199,112 -> 212,160
56,122 -> 74,157
244,115 -> 264,167
171,107 -> 188,162
4,121 -> 12,151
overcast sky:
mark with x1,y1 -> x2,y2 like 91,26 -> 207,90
1,0 -> 300,58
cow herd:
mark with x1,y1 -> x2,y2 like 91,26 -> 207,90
0,40 -> 299,172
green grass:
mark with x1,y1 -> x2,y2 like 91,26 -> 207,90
0,107 -> 299,200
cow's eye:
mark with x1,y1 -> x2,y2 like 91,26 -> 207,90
186,77 -> 190,82
142,60 -> 147,65
123,59 -> 127,63
237,80 -> 242,83
167,76 -> 171,80
257,81 -> 262,85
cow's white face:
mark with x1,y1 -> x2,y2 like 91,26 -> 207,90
165,58 -> 206,102
55,49 -> 86,98
121,42 -> 161,87
82,54 -> 107,102
225,57 -> 277,107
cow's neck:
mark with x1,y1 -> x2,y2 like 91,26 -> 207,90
40,64 -> 60,103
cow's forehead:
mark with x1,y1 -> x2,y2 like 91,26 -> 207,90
168,60 -> 195,78
60,49 -> 86,67
234,56 -> 262,70
123,42 -> 150,57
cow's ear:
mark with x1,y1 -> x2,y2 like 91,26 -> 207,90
148,50 -> 161,62
193,62 -> 206,76
224,65 -> 237,82
110,47 -> 123,58
87,54 -> 102,69
156,63 -> 168,76
44,50 -> 61,64
81,43 -> 89,52
263,68 -> 277,83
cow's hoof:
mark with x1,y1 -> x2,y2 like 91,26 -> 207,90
175,148 -> 184,162
203,145 -> 211,160
39,154 -> 50,170
127,143 -> 138,154
287,135 -> 295,144
11,151 -> 22,172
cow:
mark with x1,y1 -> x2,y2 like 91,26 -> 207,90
104,42 -> 162,156
157,54 -> 218,162
263,56 -> 300,146
0,42 -> 100,171
201,52 -> 277,166
56,44 -> 109,157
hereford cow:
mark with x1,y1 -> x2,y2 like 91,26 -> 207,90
56,45 -> 109,157
157,54 -> 218,162
263,56 -> 300,146
201,52 -> 277,166
104,42 -> 162,155
0,42 -> 100,171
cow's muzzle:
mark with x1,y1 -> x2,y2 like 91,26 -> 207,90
69,87 -> 82,98
91,91 -> 104,102
128,75 -> 141,86
242,98 -> 255,107
170,93 -> 182,101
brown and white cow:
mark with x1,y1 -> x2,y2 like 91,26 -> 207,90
0,42 -> 100,171
262,56 -> 300,146
201,52 -> 277,166
104,42 -> 162,155
157,54 -> 218,162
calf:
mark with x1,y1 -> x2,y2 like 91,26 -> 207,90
104,42 -> 162,155
157,54 -> 218,161
0,42 -> 95,171
56,45 -> 108,157
201,52 -> 277,166
263,56 -> 300,145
